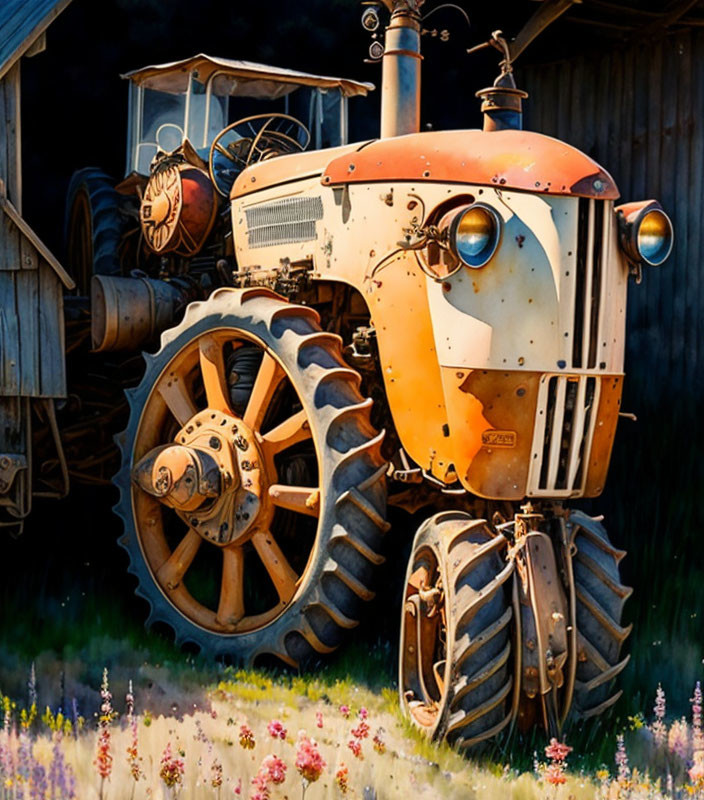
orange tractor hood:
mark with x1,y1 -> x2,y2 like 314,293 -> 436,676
321,129 -> 619,200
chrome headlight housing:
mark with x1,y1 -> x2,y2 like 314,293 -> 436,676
617,200 -> 673,267
448,203 -> 502,268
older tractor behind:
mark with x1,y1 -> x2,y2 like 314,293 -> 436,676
63,1 -> 673,748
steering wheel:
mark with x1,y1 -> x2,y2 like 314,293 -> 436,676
208,114 -> 311,197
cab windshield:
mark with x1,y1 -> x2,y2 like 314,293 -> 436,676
125,70 -> 348,176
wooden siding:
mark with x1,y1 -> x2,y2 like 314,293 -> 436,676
0,63 -> 21,210
521,30 -> 700,401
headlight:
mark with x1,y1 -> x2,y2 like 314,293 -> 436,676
617,200 -> 673,267
637,209 -> 673,266
449,204 -> 501,268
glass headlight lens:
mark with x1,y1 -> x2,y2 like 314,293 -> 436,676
637,209 -> 673,266
452,204 -> 501,268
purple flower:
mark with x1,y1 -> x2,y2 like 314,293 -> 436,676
615,734 -> 630,783
692,681 -> 703,753
651,683 -> 667,747
49,734 -> 76,799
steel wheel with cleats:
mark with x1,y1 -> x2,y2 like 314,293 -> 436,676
569,510 -> 632,720
114,287 -> 388,665
399,511 -> 516,749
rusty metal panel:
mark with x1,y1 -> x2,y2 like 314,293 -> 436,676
521,30 -> 702,397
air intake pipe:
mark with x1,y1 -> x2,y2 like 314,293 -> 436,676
476,70 -> 528,132
380,0 -> 423,138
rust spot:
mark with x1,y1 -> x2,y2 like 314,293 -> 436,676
442,281 -> 451,292
407,200 -> 418,210
472,281 -> 479,294
516,234 -> 525,248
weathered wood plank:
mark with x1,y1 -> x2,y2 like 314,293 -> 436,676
15,268 -> 39,395
38,261 -> 66,397
20,235 -> 38,270
0,79 -> 7,193
0,272 -> 21,395
5,62 -> 21,213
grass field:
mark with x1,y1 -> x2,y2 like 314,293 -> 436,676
1,392 -> 703,798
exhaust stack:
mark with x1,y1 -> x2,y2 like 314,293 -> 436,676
380,0 -> 423,138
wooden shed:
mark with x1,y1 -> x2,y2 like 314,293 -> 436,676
0,0 -> 74,532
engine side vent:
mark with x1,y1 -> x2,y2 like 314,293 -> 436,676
245,196 -> 324,248
572,199 -> 608,369
528,374 -> 600,497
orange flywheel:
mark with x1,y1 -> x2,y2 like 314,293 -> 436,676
140,163 -> 217,256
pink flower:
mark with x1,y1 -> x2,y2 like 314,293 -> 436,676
545,738 -> 572,762
544,763 -> 567,785
689,757 -> 704,784
262,754 -> 287,785
335,765 -> 349,794
373,729 -> 386,754
234,777 -> 242,795
159,742 -> 185,790
358,707 -> 368,721
94,668 -> 114,781
615,734 -> 630,783
239,723 -> 255,750
295,734 -> 326,783
347,738 -> 363,759
266,719 -> 287,740
692,681 -> 703,752
652,683 -> 667,746
339,705 -> 350,719
315,711 -> 323,729
351,720 -> 370,740
668,718 -> 689,760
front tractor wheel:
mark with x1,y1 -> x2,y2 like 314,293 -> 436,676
399,512 -> 516,749
114,288 -> 388,665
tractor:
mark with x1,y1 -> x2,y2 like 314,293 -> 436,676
63,0 -> 673,749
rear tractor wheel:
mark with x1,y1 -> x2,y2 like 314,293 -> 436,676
114,288 -> 389,665
399,511 -> 516,748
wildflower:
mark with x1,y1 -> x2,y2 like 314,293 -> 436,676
652,683 -> 667,747
210,758 -> 223,789
693,681 -> 704,752
30,758 -> 48,800
125,681 -> 144,784
347,738 -> 363,759
262,754 -> 287,785
316,711 -> 323,729
544,763 -> 567,786
615,734 -> 630,784
668,717 -> 689,760
358,707 -> 368,721
159,741 -> 185,791
545,738 -> 572,762
690,753 -> 704,789
239,723 -> 256,749
373,729 -> 386,754
335,764 -> 349,794
234,777 -> 242,795
267,719 -> 287,740
351,720 -> 370,740
94,669 -> 114,797
49,733 -> 77,799
339,705 -> 350,719
295,733 -> 326,783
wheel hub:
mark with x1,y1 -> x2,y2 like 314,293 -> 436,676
132,408 -> 266,546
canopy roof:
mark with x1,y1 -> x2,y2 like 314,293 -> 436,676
122,54 -> 374,99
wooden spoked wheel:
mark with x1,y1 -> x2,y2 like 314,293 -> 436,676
115,287 -> 389,665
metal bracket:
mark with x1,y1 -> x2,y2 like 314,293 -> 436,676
0,454 -> 27,495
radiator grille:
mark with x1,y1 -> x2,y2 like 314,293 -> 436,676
528,374 -> 600,496
572,199 -> 607,369
245,196 -> 324,248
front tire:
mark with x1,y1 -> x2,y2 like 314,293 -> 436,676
114,287 -> 389,666
570,510 -> 632,719
399,511 -> 515,748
